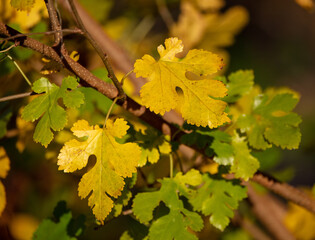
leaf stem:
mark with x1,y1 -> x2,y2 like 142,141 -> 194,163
169,153 -> 174,178
67,0 -> 126,102
120,70 -> 133,86
0,44 -> 16,53
103,97 -> 118,129
6,55 -> 32,86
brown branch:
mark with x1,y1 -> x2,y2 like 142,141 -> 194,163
66,0 -> 125,101
0,29 -> 82,42
0,22 -> 177,137
2,22 -> 315,218
252,172 -> 315,214
156,0 -> 175,29
44,0 -> 62,46
233,212 -> 272,240
0,23 -> 63,65
246,185 -> 295,240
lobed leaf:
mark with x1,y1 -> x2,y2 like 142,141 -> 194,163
221,70 -> 254,103
134,37 -> 230,128
190,174 -> 247,231
236,88 -> 302,150
132,170 -> 204,239
230,133 -> 260,180
57,119 -> 141,223
22,77 -> 84,147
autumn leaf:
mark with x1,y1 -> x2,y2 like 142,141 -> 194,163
134,37 -> 230,128
57,119 -> 141,223
0,147 -> 10,217
10,0 -> 35,11
285,201 -> 315,240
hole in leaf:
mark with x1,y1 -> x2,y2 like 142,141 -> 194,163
175,86 -> 183,95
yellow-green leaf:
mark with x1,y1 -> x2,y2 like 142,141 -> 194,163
57,119 -> 141,223
10,0 -> 35,11
134,37 -> 230,128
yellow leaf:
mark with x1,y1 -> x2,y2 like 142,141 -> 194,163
9,214 -> 39,240
295,0 -> 314,11
134,37 -> 230,128
171,2 -> 207,51
0,147 -> 10,179
0,182 -> 6,217
1,0 -> 48,31
57,119 -> 141,223
0,147 -> 10,217
195,0 -> 225,11
285,202 -> 315,240
16,110 -> 35,153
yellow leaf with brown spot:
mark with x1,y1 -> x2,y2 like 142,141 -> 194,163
134,37 -> 230,128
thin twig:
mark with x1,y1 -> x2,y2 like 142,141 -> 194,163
67,0 -> 125,101
0,44 -> 16,53
45,0 -> 62,46
0,92 -> 33,103
169,153 -> 174,178
0,29 -> 82,42
252,172 -> 315,214
2,23 -> 314,217
156,0 -> 175,29
122,209 -> 133,216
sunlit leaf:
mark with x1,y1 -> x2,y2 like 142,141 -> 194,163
57,119 -> 141,223
134,37 -> 230,128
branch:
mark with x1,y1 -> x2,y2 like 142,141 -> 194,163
0,22 -> 178,137
252,172 -> 315,214
44,0 -> 62,46
2,22 -> 315,217
0,29 -> 82,42
246,185 -> 295,240
67,0 -> 125,101
233,212 -> 272,240
0,92 -> 33,103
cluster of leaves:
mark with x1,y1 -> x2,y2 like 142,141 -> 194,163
132,170 -> 246,239
0,1 -> 307,240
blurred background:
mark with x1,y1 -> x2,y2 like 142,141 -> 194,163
0,0 -> 315,239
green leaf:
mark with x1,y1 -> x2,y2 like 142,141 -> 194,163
120,216 -> 149,240
206,131 -> 234,165
22,77 -> 84,147
236,90 -> 302,150
132,170 -> 203,239
127,127 -> 171,167
33,201 -> 85,240
149,211 -> 198,240
231,133 -> 260,180
190,174 -> 247,231
223,70 -> 254,103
